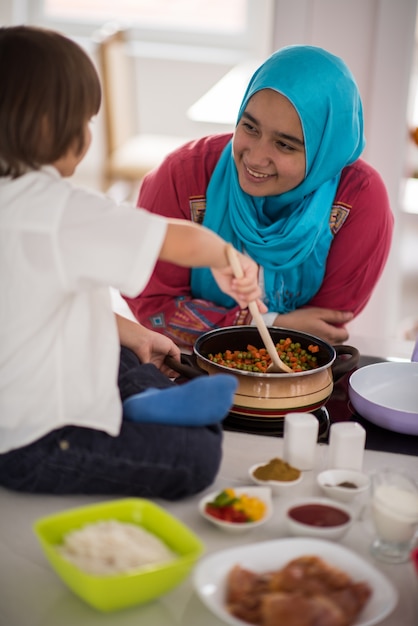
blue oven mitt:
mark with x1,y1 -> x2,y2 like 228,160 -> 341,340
122,374 -> 238,426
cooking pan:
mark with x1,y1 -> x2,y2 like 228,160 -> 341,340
167,326 -> 359,419
349,361 -> 418,435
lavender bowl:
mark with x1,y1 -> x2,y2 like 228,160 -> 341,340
348,362 -> 418,435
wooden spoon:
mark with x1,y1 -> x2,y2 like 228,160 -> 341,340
226,244 -> 293,374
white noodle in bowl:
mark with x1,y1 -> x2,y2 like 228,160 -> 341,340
59,519 -> 176,576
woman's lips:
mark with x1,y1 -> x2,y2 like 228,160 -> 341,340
244,165 -> 275,184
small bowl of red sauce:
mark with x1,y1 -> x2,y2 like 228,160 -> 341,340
285,497 -> 353,541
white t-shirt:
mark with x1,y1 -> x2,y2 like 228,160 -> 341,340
0,166 -> 167,453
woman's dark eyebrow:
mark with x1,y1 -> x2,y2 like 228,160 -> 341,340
241,111 -> 305,146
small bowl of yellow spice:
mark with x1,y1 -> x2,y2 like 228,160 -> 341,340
249,457 -> 303,495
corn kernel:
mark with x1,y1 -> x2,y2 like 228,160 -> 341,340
230,493 -> 266,521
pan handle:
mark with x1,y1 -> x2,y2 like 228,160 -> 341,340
164,354 -> 208,379
332,345 -> 360,381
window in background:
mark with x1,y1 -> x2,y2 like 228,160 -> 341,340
31,0 -> 273,57
43,0 -> 245,33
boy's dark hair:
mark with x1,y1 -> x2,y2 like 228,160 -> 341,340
0,26 -> 101,177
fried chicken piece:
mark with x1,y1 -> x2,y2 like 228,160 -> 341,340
330,582 -> 372,623
226,564 -> 273,624
274,556 -> 372,622
225,557 -> 372,626
261,592 -> 348,626
272,555 -> 352,595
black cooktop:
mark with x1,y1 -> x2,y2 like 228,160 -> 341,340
222,355 -> 418,457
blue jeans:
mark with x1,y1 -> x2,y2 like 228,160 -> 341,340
0,348 -> 223,500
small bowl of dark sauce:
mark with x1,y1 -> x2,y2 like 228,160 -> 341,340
317,469 -> 371,503
285,497 -> 353,540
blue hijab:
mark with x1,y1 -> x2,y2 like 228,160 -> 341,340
191,45 -> 365,312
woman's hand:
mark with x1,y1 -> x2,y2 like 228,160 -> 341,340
212,250 -> 267,312
272,307 -> 354,344
115,314 -> 181,377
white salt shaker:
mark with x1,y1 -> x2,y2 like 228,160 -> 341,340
327,422 -> 366,471
283,412 -> 319,470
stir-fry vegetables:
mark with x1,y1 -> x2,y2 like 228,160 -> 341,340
207,338 -> 320,373
204,488 -> 266,523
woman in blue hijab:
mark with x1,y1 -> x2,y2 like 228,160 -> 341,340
126,45 -> 393,349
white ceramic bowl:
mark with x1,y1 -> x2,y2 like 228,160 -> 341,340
193,538 -> 398,626
249,462 -> 303,495
317,469 -> 371,503
198,486 -> 272,533
284,497 -> 353,541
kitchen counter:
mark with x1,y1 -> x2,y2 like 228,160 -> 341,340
0,334 -> 416,626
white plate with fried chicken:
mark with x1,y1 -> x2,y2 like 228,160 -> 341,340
193,537 -> 397,626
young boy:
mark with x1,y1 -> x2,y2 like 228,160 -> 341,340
0,26 -> 264,499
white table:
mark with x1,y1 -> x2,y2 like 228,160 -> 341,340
0,335 -> 416,626
1,436 -> 417,626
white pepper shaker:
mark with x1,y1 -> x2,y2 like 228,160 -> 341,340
327,421 -> 366,471
283,412 -> 319,470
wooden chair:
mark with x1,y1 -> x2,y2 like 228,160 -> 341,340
93,24 -> 189,196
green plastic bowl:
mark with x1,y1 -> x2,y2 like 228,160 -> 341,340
33,498 -> 204,612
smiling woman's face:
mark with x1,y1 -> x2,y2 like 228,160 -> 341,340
232,88 -> 306,197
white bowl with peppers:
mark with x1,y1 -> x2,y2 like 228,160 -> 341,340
198,486 -> 273,532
